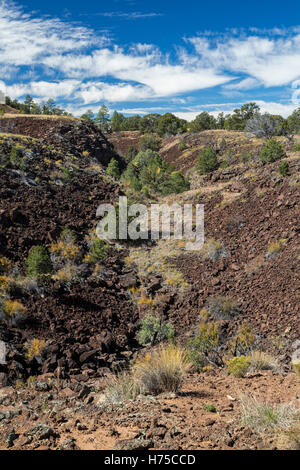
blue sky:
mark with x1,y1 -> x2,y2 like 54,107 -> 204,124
1,0 -> 300,119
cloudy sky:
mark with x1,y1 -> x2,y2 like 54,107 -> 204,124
1,0 -> 300,119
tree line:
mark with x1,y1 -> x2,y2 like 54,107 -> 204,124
4,96 -> 300,137
81,102 -> 300,138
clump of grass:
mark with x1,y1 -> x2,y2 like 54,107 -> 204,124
249,351 -> 281,373
227,356 -> 251,378
0,299 -> 27,326
0,256 -> 12,273
132,344 -> 190,396
265,240 -> 284,259
275,424 -> 300,450
50,227 -> 80,263
240,395 -> 299,433
105,370 -> 141,404
25,338 -> 46,360
104,344 -> 189,403
201,239 -> 227,262
291,358 -> 300,377
204,403 -> 217,413
207,296 -> 240,321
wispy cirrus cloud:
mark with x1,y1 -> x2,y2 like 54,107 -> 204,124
1,1 -> 300,118
95,11 -> 163,19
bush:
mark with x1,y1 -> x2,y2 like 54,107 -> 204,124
187,314 -> 220,370
178,140 -> 187,151
25,338 -> 46,360
196,146 -> 219,174
259,139 -> 286,163
201,238 -> 227,262
207,296 -> 240,321
0,299 -> 27,326
229,324 -> 256,356
227,356 -> 250,378
87,239 -> 109,263
50,228 -> 80,263
132,344 -> 189,395
106,158 -> 120,179
160,171 -> 190,195
266,241 -> 284,259
246,113 -> 279,138
139,134 -> 161,152
10,146 -> 24,167
137,314 -> 175,346
124,145 -> 138,163
278,161 -> 289,176
26,246 -> 53,278
204,404 -> 217,413
121,149 -> 189,195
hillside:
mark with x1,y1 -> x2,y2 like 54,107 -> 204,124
0,121 -> 299,451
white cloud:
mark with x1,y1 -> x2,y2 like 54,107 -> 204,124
0,79 -> 81,100
76,82 -> 152,103
1,1 -> 300,115
187,34 -> 300,87
96,11 -> 163,20
0,0 -> 102,66
223,78 -> 261,90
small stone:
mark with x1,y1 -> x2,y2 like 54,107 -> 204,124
113,438 -> 153,451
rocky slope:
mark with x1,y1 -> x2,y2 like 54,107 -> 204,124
0,122 -> 299,450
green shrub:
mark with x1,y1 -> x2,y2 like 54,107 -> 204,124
124,145 -> 138,163
196,146 -> 219,174
137,314 -> 175,346
122,149 -> 189,195
88,239 -> 109,263
10,146 -> 24,167
204,404 -> 217,413
178,139 -> 187,151
278,161 -> 289,176
227,356 -> 250,378
161,171 -> 190,195
292,144 -> 300,152
106,158 -> 120,179
139,134 -> 161,152
62,167 -> 73,182
187,312 -> 220,370
229,324 -> 256,356
259,139 -> 286,163
26,246 -> 53,278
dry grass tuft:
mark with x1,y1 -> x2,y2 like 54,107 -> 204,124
249,351 -> 282,373
239,394 -> 299,433
132,344 -> 190,396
